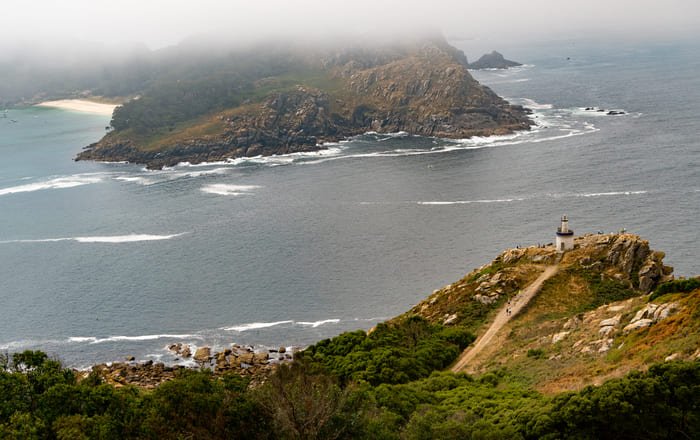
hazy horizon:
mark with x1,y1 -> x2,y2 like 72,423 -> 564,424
2,0 -> 698,55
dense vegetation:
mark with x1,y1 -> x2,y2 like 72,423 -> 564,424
301,316 -> 474,385
3,317 -> 700,439
650,277 -> 700,301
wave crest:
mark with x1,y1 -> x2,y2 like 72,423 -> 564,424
201,184 -> 261,196
0,233 -> 186,245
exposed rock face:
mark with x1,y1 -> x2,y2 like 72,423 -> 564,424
602,234 -> 674,292
468,51 -> 522,70
409,233 -> 673,333
76,39 -> 533,169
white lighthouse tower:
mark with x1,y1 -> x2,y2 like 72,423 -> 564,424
555,215 -> 574,253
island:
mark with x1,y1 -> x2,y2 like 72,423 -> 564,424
75,37 -> 533,169
468,50 -> 522,69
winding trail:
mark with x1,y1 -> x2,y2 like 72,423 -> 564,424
451,264 -> 559,373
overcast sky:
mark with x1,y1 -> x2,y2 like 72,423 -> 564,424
3,0 -> 698,52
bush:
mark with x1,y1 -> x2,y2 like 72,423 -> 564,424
527,348 -> 545,359
302,316 -> 474,386
650,277 -> 700,301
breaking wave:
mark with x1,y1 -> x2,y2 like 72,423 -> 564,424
200,184 -> 261,196
220,319 -> 342,332
68,334 -> 201,344
0,175 -> 103,196
220,321 -> 294,332
414,198 -> 525,205
298,319 -> 341,327
0,233 -> 187,244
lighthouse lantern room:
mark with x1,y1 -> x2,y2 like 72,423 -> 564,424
555,215 -> 574,253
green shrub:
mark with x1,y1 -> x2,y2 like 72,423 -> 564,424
302,316 -> 474,386
527,348 -> 545,359
650,277 -> 700,301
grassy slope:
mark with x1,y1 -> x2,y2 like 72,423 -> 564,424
463,255 -> 698,393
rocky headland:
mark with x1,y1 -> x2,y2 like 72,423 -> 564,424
76,38 -> 533,169
80,230 -> 700,393
468,51 -> 522,70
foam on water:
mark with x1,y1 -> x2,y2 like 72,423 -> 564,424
68,334 -> 200,344
364,190 -> 649,207
0,175 -> 103,196
200,184 -> 261,196
415,198 -> 525,205
0,233 -> 186,244
297,319 -> 341,328
221,320 -> 294,332
114,176 -> 154,185
520,98 -> 554,110
577,191 -> 648,197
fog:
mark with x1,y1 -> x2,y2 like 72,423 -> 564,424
3,0 -> 698,53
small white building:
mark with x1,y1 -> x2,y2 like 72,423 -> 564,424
555,215 -> 574,253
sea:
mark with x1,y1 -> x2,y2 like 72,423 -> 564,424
1,40 -> 698,368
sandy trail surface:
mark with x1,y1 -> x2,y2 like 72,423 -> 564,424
451,264 -> 559,372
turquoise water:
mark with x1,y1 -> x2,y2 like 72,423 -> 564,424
1,41 -> 698,366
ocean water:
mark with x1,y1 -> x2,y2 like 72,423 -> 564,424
1,41 -> 698,367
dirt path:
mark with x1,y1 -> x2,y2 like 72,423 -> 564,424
450,264 -> 559,373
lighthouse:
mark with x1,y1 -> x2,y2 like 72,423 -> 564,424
555,215 -> 574,253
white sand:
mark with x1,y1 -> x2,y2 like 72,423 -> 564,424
36,99 -> 118,116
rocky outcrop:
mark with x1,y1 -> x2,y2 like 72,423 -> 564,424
86,344 -> 298,389
468,51 -> 522,70
76,39 -> 533,169
602,234 -> 674,292
623,302 -> 680,333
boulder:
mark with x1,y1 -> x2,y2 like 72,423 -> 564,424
600,314 -> 621,327
443,313 -> 458,325
239,353 -> 255,364
653,302 -> 679,321
665,353 -> 681,362
623,319 -> 653,333
193,347 -> 211,362
598,339 -> 614,353
551,331 -> 570,344
599,326 -> 615,336
632,304 -> 658,322
253,352 -> 269,364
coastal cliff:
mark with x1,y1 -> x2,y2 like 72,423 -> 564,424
76,38 -> 532,169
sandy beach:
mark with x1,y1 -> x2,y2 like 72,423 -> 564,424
36,99 -> 118,116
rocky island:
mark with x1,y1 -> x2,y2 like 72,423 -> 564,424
76,37 -> 532,169
468,50 -> 522,69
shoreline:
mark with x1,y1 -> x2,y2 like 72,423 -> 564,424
36,99 -> 119,116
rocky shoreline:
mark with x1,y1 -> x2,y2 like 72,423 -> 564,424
81,343 -> 300,389
76,39 -> 533,170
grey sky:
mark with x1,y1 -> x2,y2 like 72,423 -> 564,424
3,0 -> 698,51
